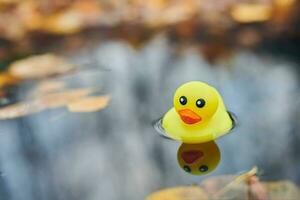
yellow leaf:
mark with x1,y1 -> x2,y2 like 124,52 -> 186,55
35,88 -> 94,109
231,4 -> 272,23
0,88 -> 95,120
146,186 -> 209,200
43,11 -> 83,34
31,80 -> 65,97
0,102 -> 38,119
8,54 -> 74,80
67,95 -> 111,113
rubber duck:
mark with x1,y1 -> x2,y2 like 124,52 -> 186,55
177,142 -> 220,175
162,81 -> 234,144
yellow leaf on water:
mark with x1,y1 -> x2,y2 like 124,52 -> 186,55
146,186 -> 209,200
67,95 -> 111,113
30,80 -> 66,97
0,88 -> 94,120
8,54 -> 74,80
146,167 -> 299,200
0,100 -> 44,119
34,88 -> 94,109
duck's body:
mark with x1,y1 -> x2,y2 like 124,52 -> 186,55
161,81 -> 234,144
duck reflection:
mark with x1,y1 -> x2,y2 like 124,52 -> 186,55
177,142 -> 220,175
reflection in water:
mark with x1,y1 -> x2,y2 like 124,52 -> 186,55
0,34 -> 299,200
177,142 -> 220,175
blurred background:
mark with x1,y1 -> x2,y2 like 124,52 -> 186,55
0,0 -> 299,199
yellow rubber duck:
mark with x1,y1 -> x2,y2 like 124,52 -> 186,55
162,81 -> 234,144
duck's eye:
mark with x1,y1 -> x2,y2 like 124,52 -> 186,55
183,165 -> 191,173
199,165 -> 208,172
179,96 -> 187,105
196,99 -> 205,108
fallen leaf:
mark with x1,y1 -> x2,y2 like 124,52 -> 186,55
34,88 -> 94,109
67,95 -> 110,113
8,54 -> 74,80
146,167 -> 300,200
264,181 -> 300,200
30,80 -> 65,97
146,186 -> 209,200
0,101 -> 40,119
42,11 -> 83,34
275,0 -> 295,6
0,88 -> 94,119
230,4 -> 272,23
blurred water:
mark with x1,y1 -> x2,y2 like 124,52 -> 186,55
0,34 -> 299,200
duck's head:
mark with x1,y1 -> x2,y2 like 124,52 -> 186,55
173,81 -> 219,125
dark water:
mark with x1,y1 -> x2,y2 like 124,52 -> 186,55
0,34 -> 299,200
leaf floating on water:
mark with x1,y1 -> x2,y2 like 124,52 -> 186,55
34,88 -> 94,109
30,80 -> 66,97
8,54 -> 74,80
0,88 -> 94,119
0,102 -> 40,119
67,95 -> 111,113
146,186 -> 209,200
147,167 -> 300,200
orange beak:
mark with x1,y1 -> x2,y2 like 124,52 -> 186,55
178,109 -> 202,124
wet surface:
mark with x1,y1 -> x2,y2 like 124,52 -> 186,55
0,34 -> 300,200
